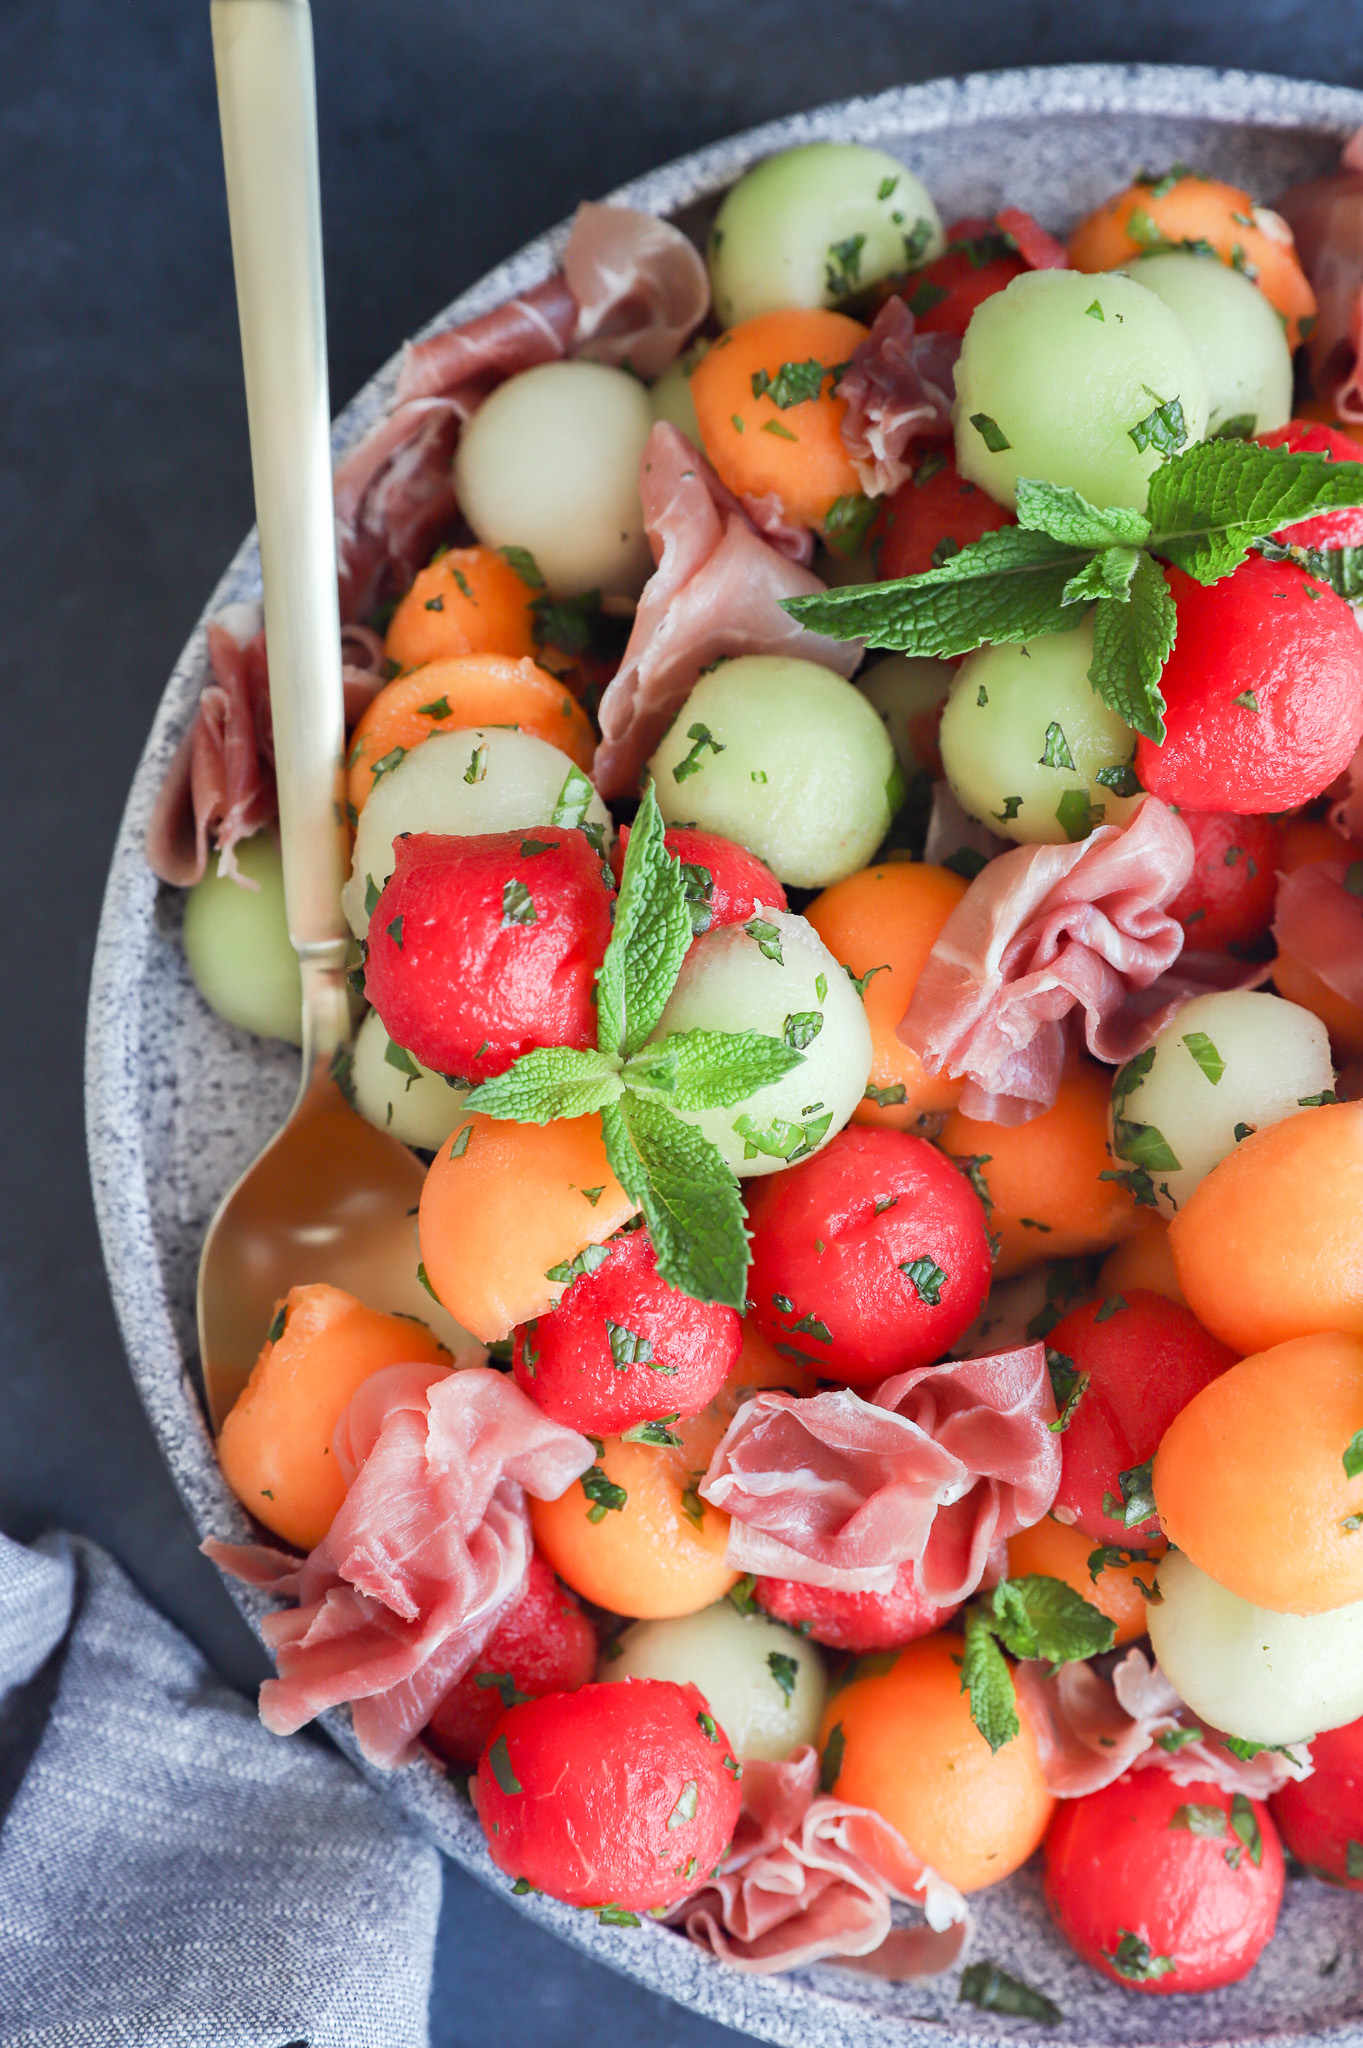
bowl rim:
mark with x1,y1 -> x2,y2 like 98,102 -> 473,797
85,60 -> 1363,2048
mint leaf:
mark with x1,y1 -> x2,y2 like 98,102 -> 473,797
767,1651 -> 799,1702
1343,1428 -> 1363,1480
501,878 -> 536,927
962,1607 -> 1019,1753
1055,789 -> 1102,842
1113,1119 -> 1181,1172
990,1575 -> 1116,1664
1087,1541 -> 1150,1582
1046,1347 -> 1089,1433
499,545 -> 545,590
1062,544 -> 1141,603
970,412 -> 1011,453
551,763 -> 597,829
1231,1791 -> 1264,1866
820,1721 -> 845,1792
823,492 -> 878,557
1016,478 -> 1151,550
1148,440 -> 1363,584
959,1963 -> 1062,2026
1112,1045 -> 1155,1111
751,357 -> 829,408
1039,721 -> 1077,771
745,916 -> 785,964
546,1243 -> 612,1286
1087,550 -> 1177,743
899,1256 -> 948,1305
624,1028 -> 802,1111
780,526 -> 1091,656
784,1011 -> 824,1052
672,722 -> 725,783
1105,1933 -> 1175,1983
597,784 -> 692,1060
1182,1031 -> 1225,1085
609,1093 -> 750,1308
460,1047 -> 623,1124
734,1109 -> 833,1164
1103,1456 -> 1158,1528
1128,393 -> 1187,458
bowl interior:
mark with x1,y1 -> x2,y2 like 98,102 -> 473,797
87,63 -> 1363,2048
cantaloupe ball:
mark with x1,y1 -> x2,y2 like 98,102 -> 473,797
1154,1331 -> 1363,1615
1169,1102 -> 1363,1353
602,1600 -> 826,1760
818,1632 -> 1055,1893
1007,1516 -> 1162,1648
1097,1214 -> 1185,1305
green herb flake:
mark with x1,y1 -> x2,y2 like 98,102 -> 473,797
1102,1456 -> 1157,1529
1087,1542 -> 1150,1583
501,878 -> 537,928
581,1466 -> 628,1522
487,1734 -> 523,1795
697,1710 -> 718,1742
417,695 -> 453,720
900,1256 -> 948,1306
265,1304 -> 287,1345
1170,1801 -> 1227,1838
820,1721 -> 846,1792
606,1319 -> 655,1368
473,1670 -> 533,1710
1105,1932 -> 1175,1983
959,1962 -> 1062,2026
679,1484 -> 705,1529
1046,1348 -> 1090,1434
1233,689 -> 1260,711
1096,761 -> 1142,797
595,1904 -> 641,1928
767,1651 -> 799,1703
993,796 -> 1023,823
620,1416 -> 682,1447
1112,1117 -> 1182,1173
546,1243 -> 612,1286
970,412 -> 1011,453
877,175 -> 900,200
728,1573 -> 759,1617
1155,1725 -> 1204,1753
823,491 -> 879,556
1128,392 -> 1188,458
825,233 -> 866,296
1231,1791 -> 1264,1866
369,745 -> 407,785
1085,299 -> 1105,321
1039,721 -> 1077,771
762,418 -> 799,441
1343,1429 -> 1363,1480
550,763 -> 596,830
815,972 -> 828,1003
783,1011 -> 824,1051
1347,1841 -> 1363,1878
672,723 -> 726,784
498,545 -> 546,590
745,917 -> 785,965
385,915 -> 405,951
750,357 -> 829,409
666,1779 -> 699,1829
383,1038 -> 422,1089
1181,1031 -> 1225,1085
1056,789 -> 1102,842
464,743 -> 489,784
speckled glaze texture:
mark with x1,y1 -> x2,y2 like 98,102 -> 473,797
87,65 -> 1363,2048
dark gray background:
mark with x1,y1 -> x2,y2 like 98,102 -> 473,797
2,2 -> 1358,2039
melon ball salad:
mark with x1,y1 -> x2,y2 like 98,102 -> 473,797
174,136 -> 1363,2006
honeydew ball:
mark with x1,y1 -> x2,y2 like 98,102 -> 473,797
601,1598 -> 827,1760
649,655 -> 900,888
708,144 -> 944,328
647,907 -> 872,1178
939,620 -> 1142,846
454,359 -> 654,597
1124,251 -> 1293,439
857,654 -> 955,780
1148,1547 -> 1363,1746
1108,992 -> 1335,1218
649,342 -> 706,447
342,729 -> 611,938
953,268 -> 1210,512
182,832 -> 303,1045
350,1007 -> 470,1149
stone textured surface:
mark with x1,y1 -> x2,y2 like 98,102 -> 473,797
80,58 -> 1363,2048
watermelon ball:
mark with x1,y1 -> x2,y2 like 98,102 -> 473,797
609,823 -> 786,937
745,1126 -> 992,1387
1045,1771 -> 1283,1994
1163,807 -> 1285,953
899,216 -> 1028,340
1269,1712 -> 1363,1888
877,446 -> 1015,582
473,1678 -> 743,1912
1135,556 -> 1363,814
364,827 -> 614,1084
1047,1288 -> 1236,1545
756,1558 -> 958,1652
1259,420 -> 1363,551
424,1551 -> 597,1771
512,1225 -> 741,1435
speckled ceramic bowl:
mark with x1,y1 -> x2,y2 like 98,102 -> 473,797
87,63 -> 1363,2048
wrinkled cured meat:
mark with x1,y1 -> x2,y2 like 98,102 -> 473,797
562,202 -> 709,379
668,1745 -> 967,1977
698,1347 -> 1058,1605
334,397 -> 464,625
994,206 -> 1069,270
1273,858 -> 1363,1008
900,797 -> 1194,1123
836,298 -> 958,498
146,620 -> 275,887
734,489 -> 816,565
592,423 -> 861,799
394,274 -> 578,407
205,1364 -> 594,1767
1276,135 -> 1363,421
1016,1648 -> 1313,1801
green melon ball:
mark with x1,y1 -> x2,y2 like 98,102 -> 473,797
182,832 -> 303,1045
649,655 -> 900,888
454,359 -> 654,597
708,143 -> 944,327
601,1598 -> 826,1760
857,653 -> 955,779
648,908 -> 872,1179
349,1007 -> 470,1150
939,619 -> 1141,846
343,730 -> 611,938
1124,250 -> 1293,438
648,341 -> 707,447
1108,991 -> 1335,1217
953,268 -> 1210,512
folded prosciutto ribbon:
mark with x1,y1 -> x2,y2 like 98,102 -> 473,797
698,1345 -> 1060,1606
205,1364 -> 594,1768
669,1744 -> 968,1978
901,796 -> 1197,1124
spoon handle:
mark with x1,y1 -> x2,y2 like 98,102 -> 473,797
211,0 -> 348,992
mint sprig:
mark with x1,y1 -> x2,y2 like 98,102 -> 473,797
783,443 -> 1363,751
960,1574 -> 1116,1753
459,784 -> 793,1307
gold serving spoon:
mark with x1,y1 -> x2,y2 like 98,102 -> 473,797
197,0 -> 434,1430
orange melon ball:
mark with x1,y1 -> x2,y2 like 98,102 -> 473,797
1154,1331 -> 1363,1614
819,1632 -> 1054,1893
1067,175 -> 1317,350
530,1406 -> 736,1619
1169,1102 -> 1363,1353
1273,952 -> 1363,1063
1007,1516 -> 1163,1648
1097,1213 -> 1186,1306
690,307 -> 868,529
805,862 -> 969,1134
346,653 -> 594,816
418,1114 -> 636,1344
939,1060 -> 1140,1279
217,1282 -> 448,1551
383,545 -> 536,670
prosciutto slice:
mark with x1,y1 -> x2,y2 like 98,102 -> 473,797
592,424 -> 861,798
836,297 -> 959,498
1016,1648 -> 1313,1801
698,1347 -> 1059,1605
900,797 -> 1195,1123
668,1745 -> 967,1977
1276,132 -> 1363,423
1273,857 -> 1363,1007
562,201 -> 709,379
205,1364 -> 594,1767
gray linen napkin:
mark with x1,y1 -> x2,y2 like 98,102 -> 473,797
0,1531 -> 441,2048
